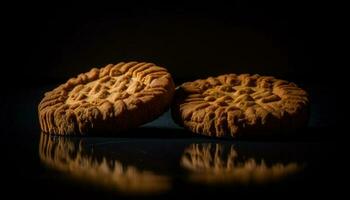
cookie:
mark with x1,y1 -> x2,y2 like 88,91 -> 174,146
172,74 -> 309,138
38,61 -> 175,135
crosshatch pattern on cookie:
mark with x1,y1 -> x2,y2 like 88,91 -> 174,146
172,74 -> 309,138
38,61 -> 175,135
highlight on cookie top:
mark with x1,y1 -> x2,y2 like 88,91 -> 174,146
181,143 -> 304,185
39,132 -> 171,194
38,61 -> 175,136
172,74 -> 309,138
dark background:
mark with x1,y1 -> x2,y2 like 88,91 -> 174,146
5,2 -> 342,84
2,1 -> 346,199
4,1 -> 343,133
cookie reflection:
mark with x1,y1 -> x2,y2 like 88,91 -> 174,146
39,133 -> 171,194
181,143 -> 303,185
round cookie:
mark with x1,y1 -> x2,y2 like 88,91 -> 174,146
171,74 -> 309,138
38,61 -> 175,135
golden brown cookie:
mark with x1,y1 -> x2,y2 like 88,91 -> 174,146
172,74 -> 309,138
38,61 -> 175,135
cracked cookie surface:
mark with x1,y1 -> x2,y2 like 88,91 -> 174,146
172,74 -> 309,138
39,61 -> 175,135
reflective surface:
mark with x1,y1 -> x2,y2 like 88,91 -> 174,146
3,86 -> 344,198
181,143 -> 303,185
38,131 -> 317,196
39,133 -> 171,194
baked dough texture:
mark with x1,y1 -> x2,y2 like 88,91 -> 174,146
38,61 -> 175,135
172,74 -> 309,138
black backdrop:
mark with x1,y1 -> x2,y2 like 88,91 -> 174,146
4,1 -> 343,131
5,2 -> 341,85
2,2 -> 346,198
